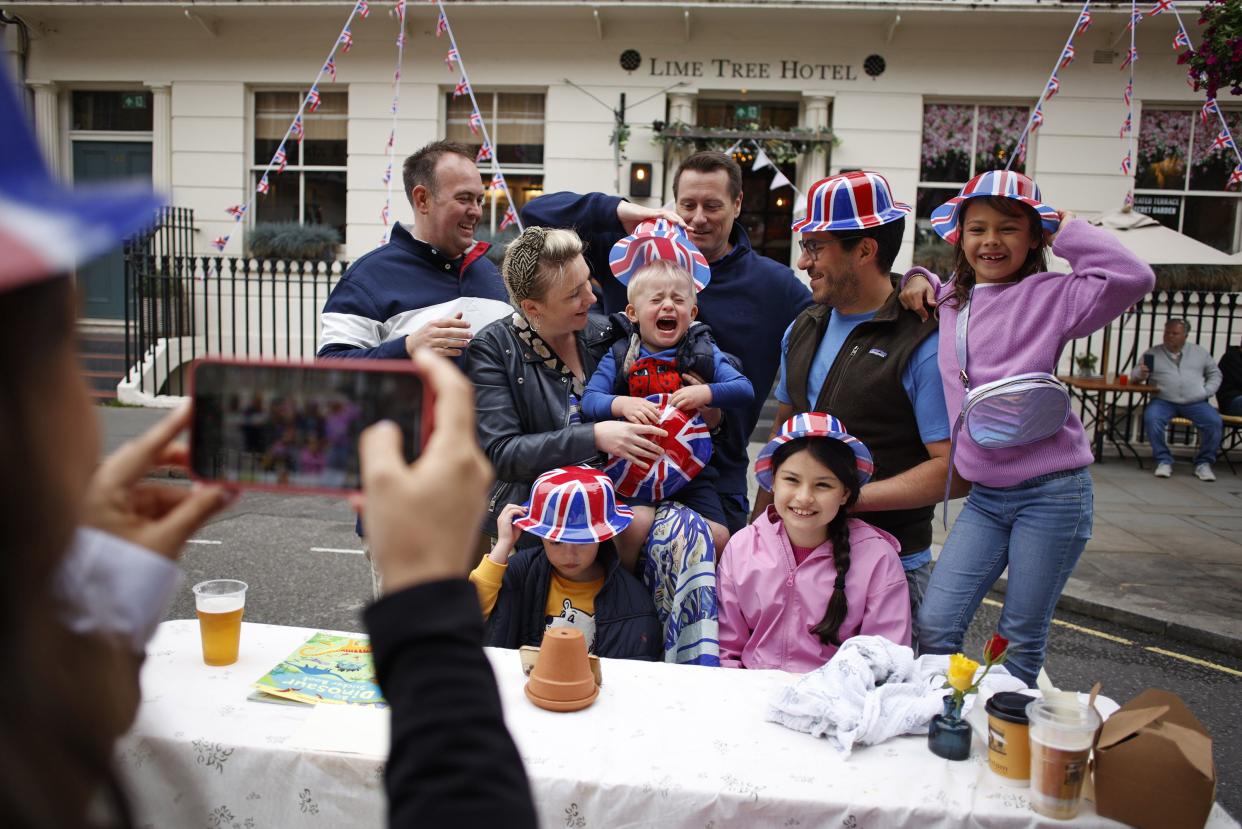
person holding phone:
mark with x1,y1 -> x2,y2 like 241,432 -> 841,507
464,227 -> 668,548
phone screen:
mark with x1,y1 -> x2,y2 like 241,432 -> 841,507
1143,353 -> 1155,371
191,360 -> 425,493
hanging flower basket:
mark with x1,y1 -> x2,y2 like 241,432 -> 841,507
652,121 -> 838,165
1179,0 -> 1242,99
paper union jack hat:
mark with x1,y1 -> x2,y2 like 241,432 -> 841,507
514,466 -> 633,544
0,62 -> 161,293
754,412 -> 874,492
604,394 -> 713,502
608,218 -> 711,292
928,170 -> 1060,245
791,171 -> 911,234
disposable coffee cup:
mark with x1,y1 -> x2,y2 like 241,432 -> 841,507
1026,698 -> 1100,820
985,692 -> 1034,786
192,579 -> 247,666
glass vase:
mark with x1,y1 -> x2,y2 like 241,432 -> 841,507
928,695 -> 972,761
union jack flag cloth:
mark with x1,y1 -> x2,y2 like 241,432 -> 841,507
1075,10 -> 1092,34
755,412 -> 874,491
381,204 -> 390,226
499,205 -> 518,231
306,88 -> 321,113
1120,47 -> 1137,70
1202,99 -> 1220,125
1120,113 -> 1132,137
339,29 -> 353,53
382,163 -> 392,185
476,142 -> 493,162
1148,0 -> 1172,16
397,32 -> 406,48
354,0 -> 370,18
454,78 -> 470,97
1030,106 -> 1044,131
1124,82 -> 1132,106
605,395 -> 712,502
445,47 -> 460,69
291,116 -> 304,144
436,12 -> 448,36
1126,9 -> 1143,30
515,466 -> 633,544
1212,130 -> 1236,151
1121,152 -> 1132,175
1045,77 -> 1059,99
392,0 -> 405,19
226,204 -> 246,221
609,219 -> 712,290
257,174 -> 270,195
469,110 -> 483,135
1229,165 -> 1242,189
212,236 -> 229,252
324,58 -> 337,81
1174,29 -> 1191,49
273,147 -> 288,173
1060,45 -> 1075,68
490,172 -> 506,190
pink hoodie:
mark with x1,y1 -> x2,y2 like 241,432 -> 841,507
718,508 -> 911,672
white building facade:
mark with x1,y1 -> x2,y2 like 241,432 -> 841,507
3,0 -> 1236,328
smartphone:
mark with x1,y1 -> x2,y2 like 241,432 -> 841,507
190,357 -> 432,495
1142,353 -> 1155,372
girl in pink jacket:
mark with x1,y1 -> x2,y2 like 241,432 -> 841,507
718,414 -> 911,672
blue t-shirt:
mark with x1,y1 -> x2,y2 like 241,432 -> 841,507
774,309 -> 950,569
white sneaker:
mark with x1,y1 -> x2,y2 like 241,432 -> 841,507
1154,462 -> 1173,478
1195,463 -> 1216,482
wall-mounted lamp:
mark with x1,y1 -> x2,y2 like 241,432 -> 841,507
630,162 -> 652,198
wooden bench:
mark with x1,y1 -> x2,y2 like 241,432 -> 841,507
1169,413 -> 1242,474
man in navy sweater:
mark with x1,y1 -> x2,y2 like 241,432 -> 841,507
522,152 -> 813,533
318,140 -> 512,362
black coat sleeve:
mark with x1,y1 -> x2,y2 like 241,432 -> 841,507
365,579 -> 537,829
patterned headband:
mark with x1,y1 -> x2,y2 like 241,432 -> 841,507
502,226 -> 551,304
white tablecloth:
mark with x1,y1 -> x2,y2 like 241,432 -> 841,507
117,621 -> 1238,828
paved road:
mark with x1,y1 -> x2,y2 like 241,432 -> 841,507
164,487 -> 1242,819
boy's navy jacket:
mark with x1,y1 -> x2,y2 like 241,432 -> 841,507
484,541 -> 662,661
603,312 -> 740,395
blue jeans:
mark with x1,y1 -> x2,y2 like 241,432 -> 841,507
1143,398 -> 1222,466
918,468 -> 1093,687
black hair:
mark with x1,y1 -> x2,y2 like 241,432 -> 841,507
838,216 -> 906,274
770,435 -> 862,646
943,196 -> 1048,310
401,139 -> 476,205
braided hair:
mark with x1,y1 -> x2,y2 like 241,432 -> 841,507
770,436 -> 862,647
501,227 -> 584,307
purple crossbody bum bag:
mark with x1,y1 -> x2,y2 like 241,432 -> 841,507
943,286 -> 1071,524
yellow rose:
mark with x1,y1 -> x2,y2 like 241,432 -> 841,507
947,654 -> 980,693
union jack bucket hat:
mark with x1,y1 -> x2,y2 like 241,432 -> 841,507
929,170 -> 1060,245
609,218 -> 711,292
514,466 -> 633,544
0,61 -> 162,294
791,171 -> 911,234
604,393 -> 713,502
755,412 -> 874,492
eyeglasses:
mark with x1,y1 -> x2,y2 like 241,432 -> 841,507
797,237 -> 861,258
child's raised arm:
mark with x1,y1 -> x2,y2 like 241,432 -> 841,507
1052,218 -> 1156,340
468,504 -> 527,619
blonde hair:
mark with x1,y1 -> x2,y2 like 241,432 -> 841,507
501,227 -> 585,306
626,259 -> 697,306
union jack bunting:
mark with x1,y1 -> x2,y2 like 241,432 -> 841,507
390,97 -> 399,115
1121,152 -> 1132,175
469,111 -> 483,135
1119,113 -> 1132,137
1124,82 -> 1132,106
324,58 -> 337,81
212,236 -> 229,251
453,78 -> 470,97
1120,47 -> 1137,70
1212,130 -> 1236,151
382,164 -> 392,185
392,0 -> 405,20
755,412 -> 874,491
1202,99 -> 1220,125
291,116 -> 304,144
381,204 -> 390,226
273,147 -> 288,173
436,12 -> 448,36
1075,10 -> 1092,34
257,174 -> 270,195
445,47 -> 460,69
306,87 -> 321,113
397,32 -> 406,48
1030,107 -> 1044,132
515,466 -> 633,544
1229,165 -> 1242,189
1124,190 -> 1135,209
339,28 -> 353,53
476,142 -> 493,162
1060,45 -> 1076,68
1174,29 -> 1191,50
1126,9 -> 1143,30
499,205 -> 518,231
605,396 -> 712,502
1016,139 -> 1028,165
1045,76 -> 1060,100
1148,0 -> 1172,15
386,131 -> 395,149
226,204 -> 247,220
354,0 -> 370,18
490,172 -> 506,190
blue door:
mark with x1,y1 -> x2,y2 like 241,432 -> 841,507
73,141 -> 152,319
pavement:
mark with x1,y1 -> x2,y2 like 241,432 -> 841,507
97,403 -> 1242,657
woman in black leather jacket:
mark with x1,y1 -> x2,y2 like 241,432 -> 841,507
464,227 -> 667,543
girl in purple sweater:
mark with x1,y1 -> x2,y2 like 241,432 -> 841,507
900,171 -> 1154,686
718,414 -> 910,672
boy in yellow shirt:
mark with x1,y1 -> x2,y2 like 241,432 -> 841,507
470,466 -> 661,660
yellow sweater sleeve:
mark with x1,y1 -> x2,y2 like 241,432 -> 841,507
468,556 -> 507,619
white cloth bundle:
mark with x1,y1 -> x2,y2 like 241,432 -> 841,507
766,635 -> 1028,756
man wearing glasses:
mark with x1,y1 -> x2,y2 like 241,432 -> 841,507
752,172 -> 953,644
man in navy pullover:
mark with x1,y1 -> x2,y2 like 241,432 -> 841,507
318,140 -> 511,363
522,151 -> 813,533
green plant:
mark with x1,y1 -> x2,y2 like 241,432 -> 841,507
610,121 -> 631,155
247,222 -> 341,260
652,121 -> 838,165
1179,0 -> 1242,99
1075,353 -> 1099,375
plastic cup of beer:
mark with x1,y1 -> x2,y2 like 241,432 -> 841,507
192,579 -> 247,666
1026,698 -> 1101,820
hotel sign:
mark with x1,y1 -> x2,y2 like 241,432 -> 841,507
647,57 -> 858,81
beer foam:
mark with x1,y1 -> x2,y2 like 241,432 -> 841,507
197,595 -> 244,614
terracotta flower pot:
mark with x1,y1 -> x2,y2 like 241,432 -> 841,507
525,628 -> 599,712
